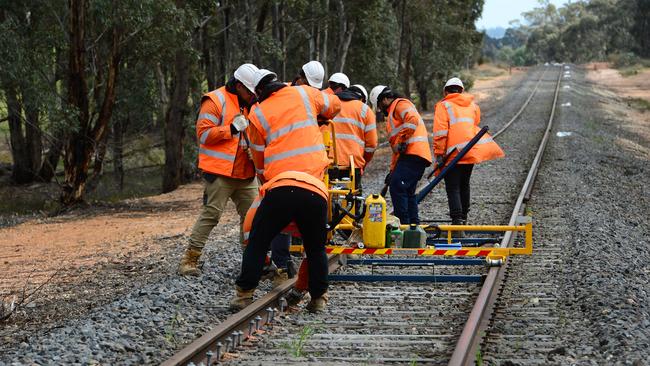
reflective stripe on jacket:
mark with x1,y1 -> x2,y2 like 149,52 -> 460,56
432,93 -> 504,165
386,98 -> 433,170
331,100 -> 377,170
196,86 -> 254,178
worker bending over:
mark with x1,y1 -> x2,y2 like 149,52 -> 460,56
231,69 -> 341,312
432,77 -> 504,236
370,86 -> 432,225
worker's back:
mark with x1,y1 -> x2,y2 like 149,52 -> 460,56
331,91 -> 377,170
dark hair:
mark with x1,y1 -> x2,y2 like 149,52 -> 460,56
348,86 -> 365,102
378,87 -> 402,103
445,85 -> 463,94
329,81 -> 346,91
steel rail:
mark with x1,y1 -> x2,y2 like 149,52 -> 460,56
448,66 -> 563,366
492,66 -> 548,139
162,255 -> 341,366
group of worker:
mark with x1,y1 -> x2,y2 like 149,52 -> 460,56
177,60 -> 504,313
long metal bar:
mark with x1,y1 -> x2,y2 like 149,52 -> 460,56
162,255 -> 341,366
416,126 -> 489,203
329,274 -> 484,283
346,258 -> 485,266
448,66 -> 563,366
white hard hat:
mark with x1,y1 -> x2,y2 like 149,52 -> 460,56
253,69 -> 277,89
302,60 -> 325,88
352,84 -> 368,102
328,72 -> 350,88
369,85 -> 387,111
234,63 -> 259,93
444,77 -> 464,90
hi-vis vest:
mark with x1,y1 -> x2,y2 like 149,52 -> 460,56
196,86 -> 254,178
386,98 -> 433,170
432,93 -> 504,164
331,100 -> 377,170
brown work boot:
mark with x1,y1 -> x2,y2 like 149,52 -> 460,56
272,269 -> 289,288
305,291 -> 328,313
451,219 -> 465,239
177,247 -> 202,276
230,286 -> 255,310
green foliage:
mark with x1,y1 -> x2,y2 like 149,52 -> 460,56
282,325 -> 316,357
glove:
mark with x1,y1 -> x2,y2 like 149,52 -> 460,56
230,114 -> 249,135
436,155 -> 445,167
396,142 -> 407,154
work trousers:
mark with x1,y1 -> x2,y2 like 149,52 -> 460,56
189,175 -> 257,249
389,155 -> 427,225
236,186 -> 329,299
443,164 -> 474,221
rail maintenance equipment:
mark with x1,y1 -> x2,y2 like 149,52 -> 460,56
288,123 -> 533,282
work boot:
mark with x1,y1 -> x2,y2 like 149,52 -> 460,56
260,262 -> 279,282
177,247 -> 202,276
285,288 -> 308,304
305,291 -> 328,313
451,219 -> 465,239
272,269 -> 289,288
230,286 -> 255,310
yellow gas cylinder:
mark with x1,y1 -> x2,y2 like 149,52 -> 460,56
363,194 -> 387,248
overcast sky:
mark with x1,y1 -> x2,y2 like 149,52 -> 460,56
476,0 -> 566,29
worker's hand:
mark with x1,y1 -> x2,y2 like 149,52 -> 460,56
436,155 -> 445,167
230,114 -> 249,135
396,142 -> 407,154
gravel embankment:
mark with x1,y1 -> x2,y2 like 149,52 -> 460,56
0,66 -> 556,365
482,65 -> 649,365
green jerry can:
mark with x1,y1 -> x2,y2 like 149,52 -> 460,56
385,226 -> 403,248
402,224 -> 427,248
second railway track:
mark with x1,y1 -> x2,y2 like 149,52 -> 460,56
164,65 -> 565,366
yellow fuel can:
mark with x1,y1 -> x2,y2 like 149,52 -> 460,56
363,194 -> 387,248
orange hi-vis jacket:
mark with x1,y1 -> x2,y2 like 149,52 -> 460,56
241,85 -> 341,244
331,99 -> 377,170
247,85 -> 341,184
196,86 -> 254,178
432,93 -> 504,164
386,98 -> 433,170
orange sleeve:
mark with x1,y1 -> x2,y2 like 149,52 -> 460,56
474,103 -> 481,126
314,89 -> 341,120
196,97 -> 232,145
395,101 -> 419,143
247,106 -> 267,182
432,102 -> 449,156
363,104 -> 378,163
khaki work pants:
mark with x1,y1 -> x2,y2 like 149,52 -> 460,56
189,175 -> 258,250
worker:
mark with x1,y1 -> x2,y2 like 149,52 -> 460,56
432,77 -> 504,236
370,85 -> 432,225
231,69 -> 341,313
349,84 -> 368,103
292,60 -> 325,89
178,63 -> 291,283
330,79 -> 377,186
324,72 -> 350,95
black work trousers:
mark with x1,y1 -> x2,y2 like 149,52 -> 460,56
236,186 -> 329,299
443,164 -> 474,221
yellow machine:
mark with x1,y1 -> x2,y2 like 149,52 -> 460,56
289,121 -> 533,264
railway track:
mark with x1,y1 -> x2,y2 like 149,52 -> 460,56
163,65 -> 563,366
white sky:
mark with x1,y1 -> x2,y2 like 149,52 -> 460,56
476,0 -> 567,29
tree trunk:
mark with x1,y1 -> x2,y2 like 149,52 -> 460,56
112,114 -> 127,190
61,0 -> 121,205
39,133 -> 63,182
320,0 -> 329,76
162,49 -> 190,193
4,84 -> 31,184
24,102 -> 42,177
334,0 -> 355,72
403,35 -> 412,97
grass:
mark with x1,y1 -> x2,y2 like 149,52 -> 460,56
282,325 -> 316,357
471,63 -> 506,80
476,347 -> 483,366
164,305 -> 184,345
